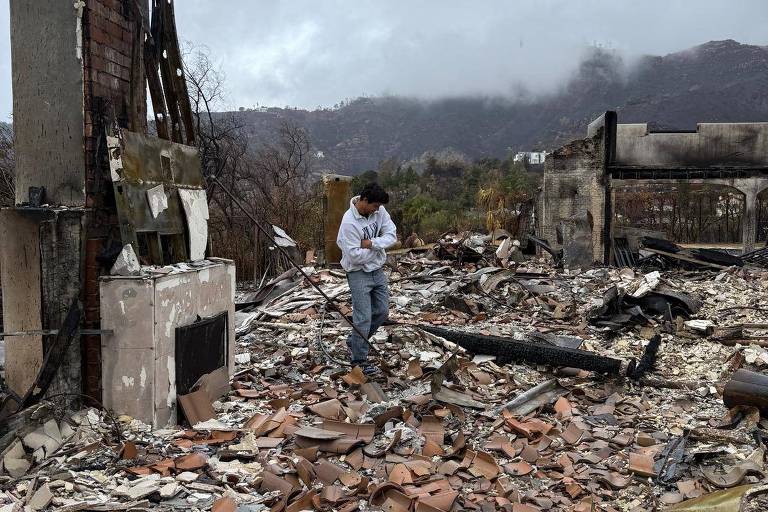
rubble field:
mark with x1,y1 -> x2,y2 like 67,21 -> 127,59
3,239 -> 768,511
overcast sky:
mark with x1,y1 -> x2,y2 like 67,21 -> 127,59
1,0 -> 767,120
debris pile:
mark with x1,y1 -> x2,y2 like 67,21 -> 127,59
639,237 -> 760,271
2,237 -> 768,510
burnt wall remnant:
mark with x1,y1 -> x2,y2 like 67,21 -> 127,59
3,0 -> 223,416
5,0 -> 149,399
538,112 -> 768,265
537,112 -> 615,267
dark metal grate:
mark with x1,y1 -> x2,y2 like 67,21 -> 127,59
175,312 -> 228,397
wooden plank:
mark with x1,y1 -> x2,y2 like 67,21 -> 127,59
0,211 -> 43,395
644,248 -> 729,270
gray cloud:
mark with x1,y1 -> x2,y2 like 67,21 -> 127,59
1,0 -> 767,118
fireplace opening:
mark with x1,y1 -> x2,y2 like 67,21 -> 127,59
175,312 -> 228,400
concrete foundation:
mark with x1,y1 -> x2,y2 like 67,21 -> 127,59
100,260 -> 235,428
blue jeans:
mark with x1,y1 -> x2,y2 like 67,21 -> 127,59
346,268 -> 389,365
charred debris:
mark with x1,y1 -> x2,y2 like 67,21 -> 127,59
2,0 -> 768,509
1,225 -> 768,510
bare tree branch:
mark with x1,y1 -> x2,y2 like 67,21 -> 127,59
0,123 -> 15,206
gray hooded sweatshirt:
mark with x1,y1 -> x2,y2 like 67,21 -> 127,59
336,196 -> 397,272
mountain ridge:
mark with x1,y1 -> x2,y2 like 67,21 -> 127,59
225,39 -> 767,174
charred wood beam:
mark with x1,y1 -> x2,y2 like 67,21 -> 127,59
161,0 -> 195,145
419,325 -> 622,375
626,334 -> 662,380
18,300 -> 81,411
144,0 -> 196,145
742,246 -> 768,267
144,9 -> 169,140
128,0 -> 149,132
152,1 -> 183,143
723,369 -> 768,416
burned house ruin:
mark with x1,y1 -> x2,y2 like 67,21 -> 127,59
537,111 -> 768,267
2,1 -> 234,427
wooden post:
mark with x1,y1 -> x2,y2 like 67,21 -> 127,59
323,175 -> 353,265
253,224 -> 260,282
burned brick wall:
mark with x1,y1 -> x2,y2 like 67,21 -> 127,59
80,0 -> 148,399
82,0 -> 147,210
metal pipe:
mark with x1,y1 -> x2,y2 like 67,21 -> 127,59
0,329 -> 113,338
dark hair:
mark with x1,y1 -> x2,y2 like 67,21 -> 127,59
359,182 -> 389,204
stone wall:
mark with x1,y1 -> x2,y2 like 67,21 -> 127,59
537,122 -> 611,267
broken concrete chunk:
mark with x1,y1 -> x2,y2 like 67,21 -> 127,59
176,471 -> 199,483
684,319 -> 715,336
28,484 -> 53,511
159,482 -> 180,499
235,353 -> 251,365
60,421 -> 76,440
178,188 -> 210,261
23,419 -> 63,458
146,184 -> 169,218
110,244 -> 141,276
114,474 -> 161,500
496,238 -> 513,260
230,432 -> 260,453
3,440 -> 30,478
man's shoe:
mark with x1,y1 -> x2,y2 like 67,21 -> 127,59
361,364 -> 381,377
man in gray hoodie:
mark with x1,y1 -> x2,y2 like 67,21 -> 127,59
336,183 -> 397,375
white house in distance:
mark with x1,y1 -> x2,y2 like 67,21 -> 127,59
513,151 -> 548,164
